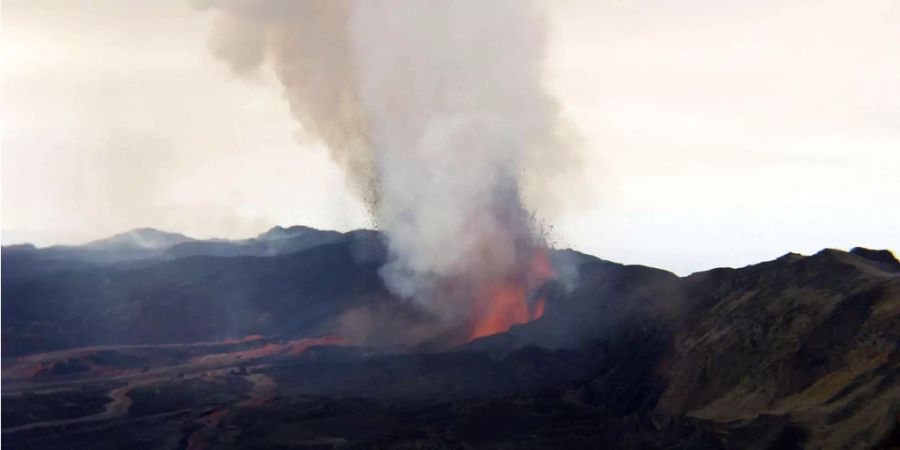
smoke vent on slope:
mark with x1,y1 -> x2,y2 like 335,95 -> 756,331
202,0 -> 577,346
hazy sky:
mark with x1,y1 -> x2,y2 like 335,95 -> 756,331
3,0 -> 898,275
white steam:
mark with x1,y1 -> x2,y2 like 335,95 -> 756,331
201,0 -> 575,341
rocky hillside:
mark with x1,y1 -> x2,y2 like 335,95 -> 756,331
657,248 -> 900,448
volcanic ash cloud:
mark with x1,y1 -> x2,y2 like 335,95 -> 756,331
203,0 -> 576,343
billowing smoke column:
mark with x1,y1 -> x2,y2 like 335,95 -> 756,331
202,0 -> 574,345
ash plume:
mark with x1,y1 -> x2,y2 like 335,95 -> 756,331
201,0 -> 577,344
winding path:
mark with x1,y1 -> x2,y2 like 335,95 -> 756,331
2,383 -> 134,433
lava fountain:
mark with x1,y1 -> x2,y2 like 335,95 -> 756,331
204,1 -> 575,347
467,250 -> 554,341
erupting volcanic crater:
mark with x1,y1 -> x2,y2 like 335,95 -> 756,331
467,249 -> 553,341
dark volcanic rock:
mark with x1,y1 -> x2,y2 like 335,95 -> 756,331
654,248 -> 900,449
1,234 -> 393,356
850,247 -> 900,268
2,231 -> 898,449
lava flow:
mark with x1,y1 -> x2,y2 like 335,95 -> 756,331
189,336 -> 348,365
467,250 -> 554,341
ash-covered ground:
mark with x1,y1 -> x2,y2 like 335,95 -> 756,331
3,227 -> 899,449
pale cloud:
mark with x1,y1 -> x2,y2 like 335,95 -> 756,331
2,0 -> 368,246
2,0 -> 898,274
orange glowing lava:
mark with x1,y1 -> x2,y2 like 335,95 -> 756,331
220,334 -> 265,344
467,250 -> 553,341
286,336 -> 348,355
189,336 -> 347,365
532,297 -> 545,318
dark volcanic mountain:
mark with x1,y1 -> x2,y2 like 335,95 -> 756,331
2,228 -> 898,449
1,226 -> 344,280
2,228 -> 385,355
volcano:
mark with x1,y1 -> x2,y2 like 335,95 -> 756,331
2,227 -> 899,449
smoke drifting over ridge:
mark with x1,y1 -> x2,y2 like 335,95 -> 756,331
202,0 -> 576,343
